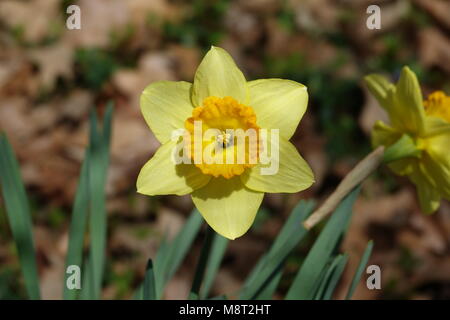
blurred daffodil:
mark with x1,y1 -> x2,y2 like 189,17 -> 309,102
137,46 -> 314,239
365,67 -> 450,213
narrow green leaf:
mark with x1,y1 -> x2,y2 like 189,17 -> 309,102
322,254 -> 348,300
63,154 -> 90,300
314,254 -> 348,300
209,295 -> 227,300
0,134 -> 40,300
86,104 -> 113,299
239,200 -> 315,300
143,259 -> 156,300
153,209 -> 203,298
253,263 -> 283,300
79,257 -> 94,300
345,240 -> 374,299
285,187 -> 360,300
199,232 -> 228,299
165,211 -> 202,280
189,226 -> 215,300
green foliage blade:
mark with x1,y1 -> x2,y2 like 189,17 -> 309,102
345,240 -> 374,299
85,104 -> 113,299
63,154 -> 90,300
314,254 -> 348,300
153,209 -> 203,298
199,232 -> 228,299
285,187 -> 360,300
0,134 -> 40,300
239,200 -> 315,300
143,259 -> 156,300
322,254 -> 348,300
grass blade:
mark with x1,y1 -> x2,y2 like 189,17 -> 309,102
199,232 -> 228,299
345,240 -> 373,299
239,200 -> 315,300
189,226 -> 215,299
86,104 -> 113,299
285,187 -> 360,300
63,154 -> 90,300
253,263 -> 283,300
0,134 -> 40,300
143,259 -> 156,300
79,257 -> 94,300
322,254 -> 348,300
314,254 -> 348,300
153,209 -> 203,298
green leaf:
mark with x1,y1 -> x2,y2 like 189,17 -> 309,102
314,254 -> 348,300
209,295 -> 227,300
285,187 -> 360,300
79,257 -> 94,300
252,263 -> 283,300
63,154 -> 90,300
322,254 -> 348,300
0,134 -> 40,300
346,240 -> 373,299
153,209 -> 203,298
189,226 -> 214,300
364,73 -> 393,109
239,200 -> 315,300
199,232 -> 228,299
143,259 -> 156,300
81,104 -> 114,300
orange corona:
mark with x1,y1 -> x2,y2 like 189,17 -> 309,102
184,96 -> 260,179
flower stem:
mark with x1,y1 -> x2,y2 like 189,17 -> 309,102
189,226 -> 215,299
303,146 -> 385,230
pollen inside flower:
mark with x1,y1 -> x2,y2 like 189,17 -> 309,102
424,91 -> 450,123
184,96 -> 260,179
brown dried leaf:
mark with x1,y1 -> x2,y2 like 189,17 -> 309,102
419,28 -> 450,75
0,0 -> 61,43
28,44 -> 74,90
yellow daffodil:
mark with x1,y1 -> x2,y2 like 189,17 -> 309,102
365,66 -> 450,214
137,46 -> 314,239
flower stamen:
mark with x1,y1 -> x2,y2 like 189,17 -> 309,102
424,91 -> 450,123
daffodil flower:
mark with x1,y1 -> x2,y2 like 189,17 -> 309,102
365,66 -> 450,213
137,46 -> 314,239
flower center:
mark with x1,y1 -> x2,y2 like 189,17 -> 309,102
424,91 -> 450,123
216,131 -> 233,148
184,96 -> 260,179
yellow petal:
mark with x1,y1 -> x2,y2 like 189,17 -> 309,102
248,79 -> 308,139
410,169 -> 441,214
137,140 -> 210,196
192,46 -> 248,106
421,134 -> 450,198
241,138 -> 314,193
371,121 -> 415,176
141,81 -> 193,144
191,177 -> 264,240
371,120 -> 401,148
364,73 -> 394,110
421,155 -> 450,199
388,158 -> 414,177
424,116 -> 450,137
426,131 -> 450,169
386,67 -> 426,135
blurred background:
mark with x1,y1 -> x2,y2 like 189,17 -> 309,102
0,0 -> 450,299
